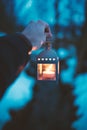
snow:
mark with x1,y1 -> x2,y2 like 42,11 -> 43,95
0,70 -> 35,129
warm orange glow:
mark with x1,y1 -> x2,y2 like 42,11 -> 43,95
32,46 -> 38,51
37,64 -> 56,80
39,64 -> 42,74
28,46 -> 38,55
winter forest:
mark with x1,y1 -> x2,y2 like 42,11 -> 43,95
0,0 -> 87,130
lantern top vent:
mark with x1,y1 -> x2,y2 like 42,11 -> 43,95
37,41 -> 58,59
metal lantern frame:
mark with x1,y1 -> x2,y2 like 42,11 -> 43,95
36,48 -> 59,83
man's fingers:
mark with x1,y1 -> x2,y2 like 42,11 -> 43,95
28,20 -> 52,41
37,20 -> 52,38
45,26 -> 52,38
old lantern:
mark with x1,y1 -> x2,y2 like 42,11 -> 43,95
36,41 -> 59,83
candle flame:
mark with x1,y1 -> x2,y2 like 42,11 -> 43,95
44,64 -> 55,73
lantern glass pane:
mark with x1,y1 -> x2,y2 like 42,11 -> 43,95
37,64 -> 56,80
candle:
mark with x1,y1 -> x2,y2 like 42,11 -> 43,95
43,70 -> 55,79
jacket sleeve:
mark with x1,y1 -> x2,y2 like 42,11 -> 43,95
0,33 -> 32,98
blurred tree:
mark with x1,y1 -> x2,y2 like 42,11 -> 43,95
0,0 -> 17,33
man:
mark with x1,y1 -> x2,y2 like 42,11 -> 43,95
0,20 -> 52,98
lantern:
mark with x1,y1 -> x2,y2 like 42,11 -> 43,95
36,41 -> 59,83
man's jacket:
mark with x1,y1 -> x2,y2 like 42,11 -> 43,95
0,34 -> 32,98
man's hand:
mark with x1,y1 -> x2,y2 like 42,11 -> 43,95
22,20 -> 52,50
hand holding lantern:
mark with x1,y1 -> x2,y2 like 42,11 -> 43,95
22,20 -> 52,50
